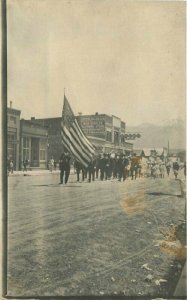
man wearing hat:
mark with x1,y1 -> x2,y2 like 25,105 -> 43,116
59,150 -> 71,184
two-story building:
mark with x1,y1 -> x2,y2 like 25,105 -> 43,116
7,103 -> 48,170
20,119 -> 48,169
32,113 -> 133,157
7,102 -> 21,170
76,113 -> 133,154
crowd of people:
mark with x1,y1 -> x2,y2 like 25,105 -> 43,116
7,152 -> 186,183
58,151 -> 186,185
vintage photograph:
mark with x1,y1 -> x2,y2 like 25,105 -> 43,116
4,0 -> 186,298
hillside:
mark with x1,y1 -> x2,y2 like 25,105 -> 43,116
127,119 -> 186,150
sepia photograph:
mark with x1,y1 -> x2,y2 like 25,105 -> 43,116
3,0 -> 186,298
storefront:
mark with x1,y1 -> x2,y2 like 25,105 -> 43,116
20,120 -> 48,169
7,106 -> 21,170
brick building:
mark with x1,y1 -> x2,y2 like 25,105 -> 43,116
76,113 -> 133,154
7,103 -> 48,170
7,103 -> 21,170
32,113 -> 133,158
30,117 -> 63,162
20,119 -> 48,169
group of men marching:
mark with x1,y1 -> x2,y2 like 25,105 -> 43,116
59,151 -> 140,184
58,151 -> 186,185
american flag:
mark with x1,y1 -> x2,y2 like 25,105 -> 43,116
61,95 -> 95,167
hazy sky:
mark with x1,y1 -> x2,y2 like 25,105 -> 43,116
7,0 -> 186,126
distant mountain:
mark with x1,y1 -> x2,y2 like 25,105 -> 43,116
127,120 -> 186,150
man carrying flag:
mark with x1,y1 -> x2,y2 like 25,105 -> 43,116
60,93 -> 95,183
59,150 -> 71,184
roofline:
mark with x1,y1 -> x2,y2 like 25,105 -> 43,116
7,107 -> 21,113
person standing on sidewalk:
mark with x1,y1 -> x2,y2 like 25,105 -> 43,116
10,160 -> 14,174
23,159 -> 29,172
49,156 -> 54,172
59,151 -> 71,184
54,160 -> 57,171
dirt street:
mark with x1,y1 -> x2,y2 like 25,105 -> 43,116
7,173 -> 186,297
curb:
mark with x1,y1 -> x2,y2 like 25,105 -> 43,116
7,170 -> 77,177
8,171 -> 60,176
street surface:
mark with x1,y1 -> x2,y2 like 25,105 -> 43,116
7,172 -> 186,297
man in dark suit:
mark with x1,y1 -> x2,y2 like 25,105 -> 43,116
122,155 -> 129,181
173,161 -> 180,179
74,160 -> 85,182
99,153 -> 106,181
130,153 -> 139,180
59,150 -> 71,184
117,154 -> 124,181
88,155 -> 96,182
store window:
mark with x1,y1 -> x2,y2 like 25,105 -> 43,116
23,137 -> 30,160
106,131 -> 112,142
40,139 -> 46,161
7,143 -> 16,160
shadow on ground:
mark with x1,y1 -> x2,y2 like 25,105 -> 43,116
146,192 -> 182,198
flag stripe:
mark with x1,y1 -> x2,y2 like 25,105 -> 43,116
71,124 -> 93,158
64,122 -> 90,162
61,95 -> 95,167
62,125 -> 90,166
61,127 -> 88,167
73,120 -> 95,154
69,127 -> 92,161
74,119 -> 95,150
61,135 -> 87,168
62,125 -> 90,165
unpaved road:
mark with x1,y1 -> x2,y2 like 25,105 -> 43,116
7,174 -> 186,297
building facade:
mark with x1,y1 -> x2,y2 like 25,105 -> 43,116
32,113 -> 133,157
77,113 -> 133,154
7,104 -> 48,170
7,106 -> 21,170
20,120 -> 48,169
30,117 -> 63,162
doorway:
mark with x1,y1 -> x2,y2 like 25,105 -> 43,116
31,138 -> 39,167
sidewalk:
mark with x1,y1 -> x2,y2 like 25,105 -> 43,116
8,169 -> 61,176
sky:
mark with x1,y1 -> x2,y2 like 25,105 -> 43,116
7,0 -> 186,126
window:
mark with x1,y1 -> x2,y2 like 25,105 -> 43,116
23,136 -> 29,148
23,137 -> 30,160
8,133 -> 16,141
7,143 -> 16,159
9,116 -> 16,125
114,131 -> 119,145
106,131 -> 112,142
40,139 -> 47,161
121,135 -> 125,143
